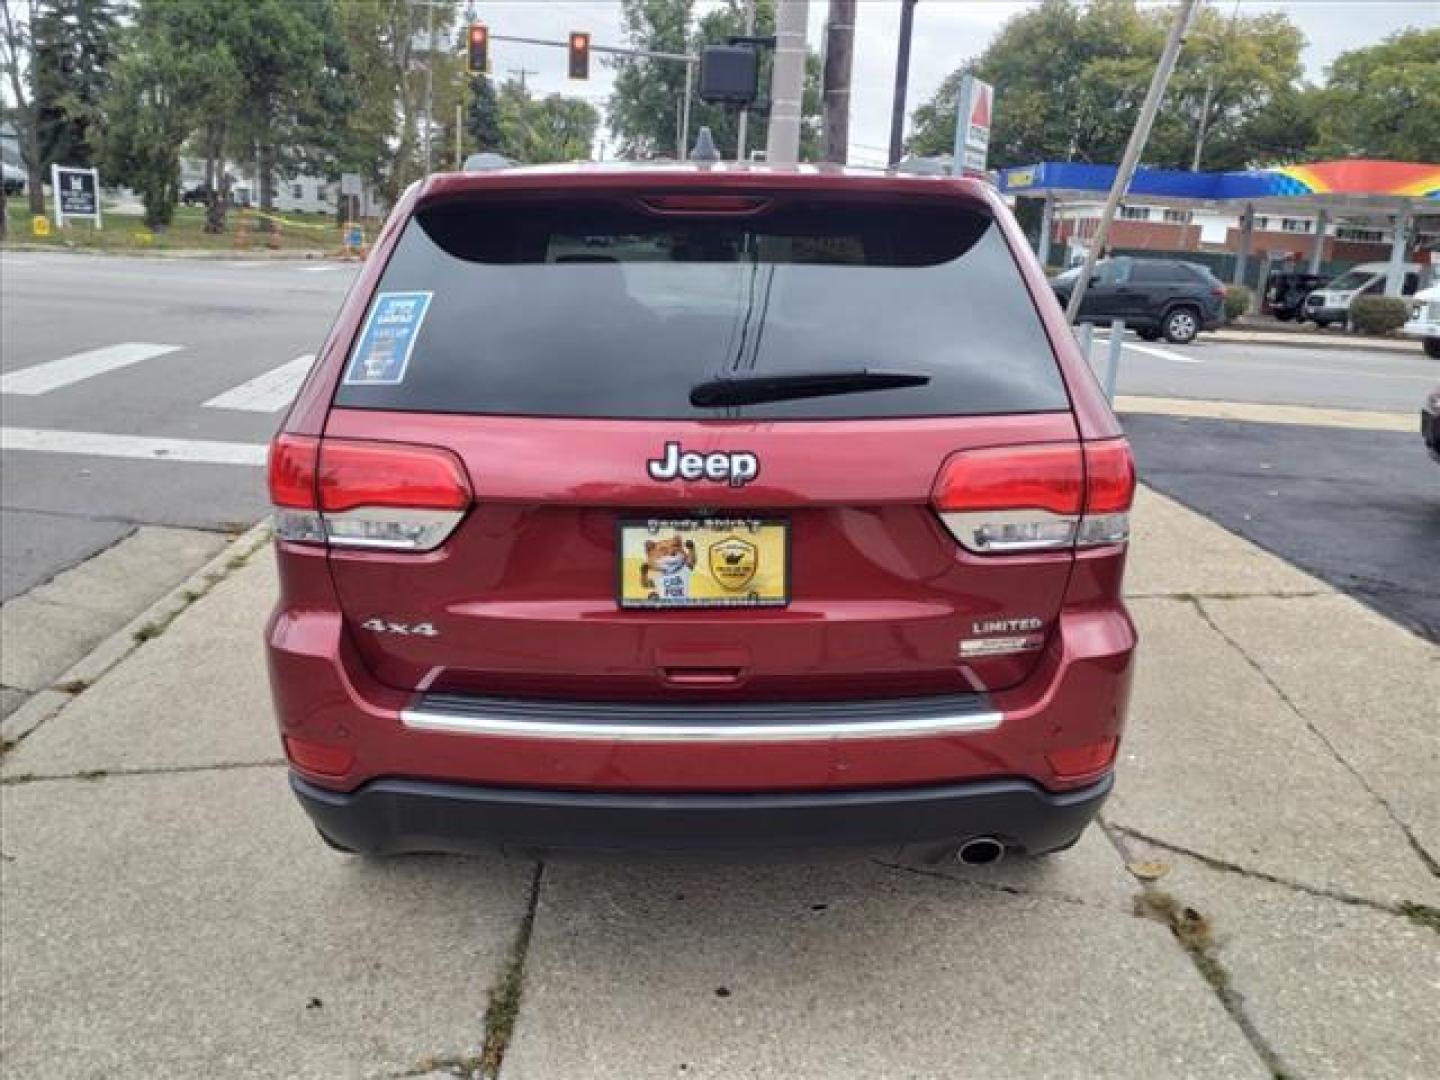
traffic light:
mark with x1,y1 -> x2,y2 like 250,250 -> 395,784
467,24 -> 489,75
568,31 -> 590,80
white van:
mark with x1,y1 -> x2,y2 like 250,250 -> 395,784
1302,262 -> 1421,328
1403,284 -> 1440,358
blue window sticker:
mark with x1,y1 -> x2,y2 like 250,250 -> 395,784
343,291 -> 433,386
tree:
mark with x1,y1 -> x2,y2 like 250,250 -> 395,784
1316,29 -> 1440,162
908,0 -> 1308,172
31,0 -> 124,172
225,0 -> 349,230
496,80 -> 599,164
1152,6 -> 1305,171
608,0 -> 822,162
99,0 -> 207,229
607,0 -> 693,159
335,0 -> 455,203
1,0 -> 47,213
467,73 -> 502,152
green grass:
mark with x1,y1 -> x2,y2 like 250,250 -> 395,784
3,198 -> 352,253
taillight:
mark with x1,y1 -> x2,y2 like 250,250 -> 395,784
932,439 -> 1134,554
267,434 -> 471,552
1077,438 -> 1136,547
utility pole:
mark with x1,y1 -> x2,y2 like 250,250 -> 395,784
822,0 -> 856,164
887,0 -> 917,164
1065,0 -> 1199,324
507,66 -> 537,93
766,0 -> 808,165
423,0 -> 436,174
736,0 -> 755,161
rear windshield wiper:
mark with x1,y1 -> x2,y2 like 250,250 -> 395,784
689,370 -> 931,409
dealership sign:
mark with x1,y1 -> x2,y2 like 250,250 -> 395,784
51,165 -> 102,230
952,76 -> 994,176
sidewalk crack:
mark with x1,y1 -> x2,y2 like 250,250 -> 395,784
1106,820 -> 1421,920
480,860 -> 544,1079
1189,596 -> 1440,879
1100,822 -> 1297,1079
1,759 -> 285,785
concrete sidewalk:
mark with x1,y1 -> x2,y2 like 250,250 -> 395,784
1,489 -> 1435,1078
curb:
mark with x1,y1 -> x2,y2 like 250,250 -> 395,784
1,243 -> 335,261
1209,331 -> 1418,355
0,520 -> 273,747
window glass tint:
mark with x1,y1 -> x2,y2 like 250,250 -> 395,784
335,197 -> 1069,419
1129,261 -> 1193,284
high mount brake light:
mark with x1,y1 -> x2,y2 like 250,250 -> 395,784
932,440 -> 1135,554
268,435 -> 471,552
639,194 -> 772,214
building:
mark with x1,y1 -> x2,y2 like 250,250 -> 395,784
178,157 -> 339,215
1052,203 -> 1407,267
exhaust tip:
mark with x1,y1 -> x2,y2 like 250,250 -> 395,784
957,837 -> 1005,866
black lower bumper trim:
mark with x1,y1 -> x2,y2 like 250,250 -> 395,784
291,772 -> 1113,856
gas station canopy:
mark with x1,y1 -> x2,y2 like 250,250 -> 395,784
997,159 -> 1440,216
996,159 -> 1439,294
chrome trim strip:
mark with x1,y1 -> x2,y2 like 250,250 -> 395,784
400,707 -> 1003,742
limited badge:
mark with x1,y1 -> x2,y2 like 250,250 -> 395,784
709,536 -> 758,591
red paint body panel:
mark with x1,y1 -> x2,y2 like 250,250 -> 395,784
267,165 -> 1136,823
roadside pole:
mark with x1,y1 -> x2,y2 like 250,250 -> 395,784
1064,0 -> 1198,324
886,0 -> 918,164
822,0 -> 856,164
766,0 -> 809,165
736,0 -> 755,160
423,0 -> 436,174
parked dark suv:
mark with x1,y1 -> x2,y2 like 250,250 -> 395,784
267,165 -> 1137,862
1050,256 -> 1226,343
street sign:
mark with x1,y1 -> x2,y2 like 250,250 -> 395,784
952,75 -> 994,176
339,172 -> 362,197
51,165 -> 102,230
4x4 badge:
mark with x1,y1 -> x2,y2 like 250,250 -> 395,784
647,442 -> 759,487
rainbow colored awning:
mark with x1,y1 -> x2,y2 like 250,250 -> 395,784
999,159 -> 1440,205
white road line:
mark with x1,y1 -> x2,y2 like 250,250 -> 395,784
1,427 -> 267,466
203,354 -> 315,412
299,265 -> 336,273
1094,337 -> 1204,365
1124,342 -> 1204,364
1,342 -> 183,395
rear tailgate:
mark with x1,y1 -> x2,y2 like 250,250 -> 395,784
317,182 -> 1083,701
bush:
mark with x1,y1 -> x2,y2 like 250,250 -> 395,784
1349,297 -> 1409,336
1224,286 -> 1251,322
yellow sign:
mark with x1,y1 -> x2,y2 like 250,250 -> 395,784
32,215 -> 50,236
1007,168 -> 1037,190
619,518 -> 788,609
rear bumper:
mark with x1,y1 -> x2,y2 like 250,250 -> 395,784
291,770 -> 1112,856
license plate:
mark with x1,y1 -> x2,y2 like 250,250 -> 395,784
617,517 -> 789,610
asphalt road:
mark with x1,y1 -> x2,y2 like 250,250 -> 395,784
1124,413 -> 1440,642
1086,332 -> 1436,413
1,251 -> 357,598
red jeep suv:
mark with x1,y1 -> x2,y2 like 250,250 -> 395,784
266,164 -> 1137,862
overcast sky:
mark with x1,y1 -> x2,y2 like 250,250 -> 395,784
476,0 -> 1439,165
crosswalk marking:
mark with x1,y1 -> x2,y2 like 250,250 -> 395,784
203,354 -> 315,412
1,427 -> 267,466
1,343 -> 183,396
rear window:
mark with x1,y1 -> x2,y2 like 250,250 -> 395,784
334,195 -> 1069,419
